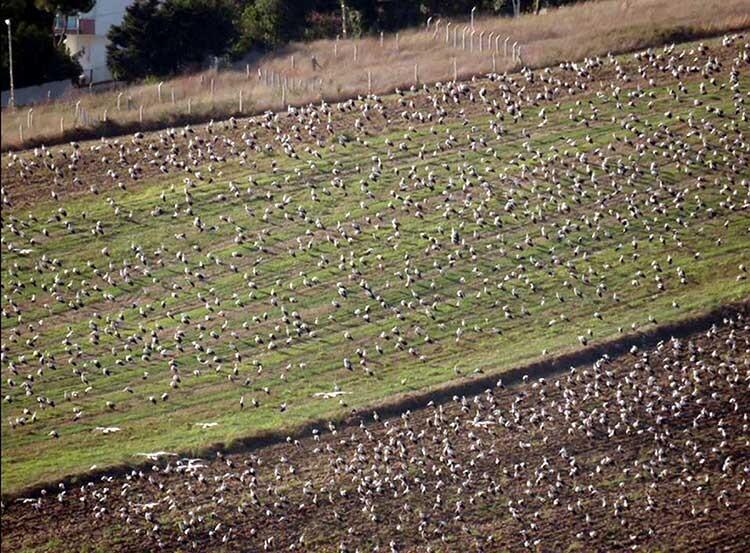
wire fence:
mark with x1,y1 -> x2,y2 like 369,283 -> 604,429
2,0 -> 748,150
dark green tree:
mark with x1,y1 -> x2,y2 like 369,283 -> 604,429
34,0 -> 96,43
239,0 -> 309,48
1,0 -> 83,89
106,0 -> 164,80
107,0 -> 238,82
161,0 -> 237,67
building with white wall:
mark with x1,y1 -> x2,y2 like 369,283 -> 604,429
54,0 -> 133,84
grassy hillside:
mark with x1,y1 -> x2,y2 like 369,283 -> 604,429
1,34 -> 748,494
2,0 -> 749,150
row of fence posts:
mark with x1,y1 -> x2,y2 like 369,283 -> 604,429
14,16 -> 525,143
426,18 -> 524,65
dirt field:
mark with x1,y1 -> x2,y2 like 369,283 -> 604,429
2,32 -> 749,499
3,0 -> 749,152
2,306 -> 748,552
3,31 -> 747,209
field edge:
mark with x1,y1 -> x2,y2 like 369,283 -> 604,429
4,298 -> 747,502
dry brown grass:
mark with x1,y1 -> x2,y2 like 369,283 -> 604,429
2,0 -> 748,151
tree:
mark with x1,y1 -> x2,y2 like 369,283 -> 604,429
34,0 -> 96,44
161,0 -> 237,67
1,0 -> 83,89
106,0 -> 164,80
240,0 -> 306,49
34,0 -> 95,13
107,0 -> 238,82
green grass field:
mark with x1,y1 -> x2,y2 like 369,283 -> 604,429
1,36 -> 748,494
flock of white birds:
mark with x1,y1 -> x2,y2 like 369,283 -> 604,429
1,31 -> 749,552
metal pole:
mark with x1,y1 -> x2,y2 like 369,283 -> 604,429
5,19 -> 15,108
